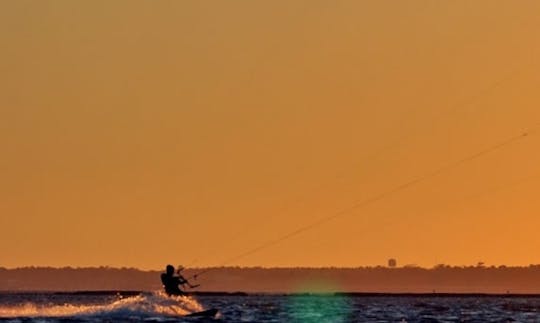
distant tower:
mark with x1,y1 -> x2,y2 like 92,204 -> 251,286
388,258 -> 397,268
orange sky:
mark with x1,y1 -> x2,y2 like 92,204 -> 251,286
1,1 -> 540,270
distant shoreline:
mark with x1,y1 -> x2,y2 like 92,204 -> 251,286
2,291 -> 540,298
3,266 -> 540,293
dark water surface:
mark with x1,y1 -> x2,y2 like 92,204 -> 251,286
1,292 -> 539,322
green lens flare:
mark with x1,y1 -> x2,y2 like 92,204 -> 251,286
285,279 -> 353,322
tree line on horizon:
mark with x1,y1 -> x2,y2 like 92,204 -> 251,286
2,265 -> 540,293
3,264 -> 540,270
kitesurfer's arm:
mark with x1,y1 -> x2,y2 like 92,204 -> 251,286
177,275 -> 198,288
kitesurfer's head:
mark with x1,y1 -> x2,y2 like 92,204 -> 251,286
166,264 -> 175,275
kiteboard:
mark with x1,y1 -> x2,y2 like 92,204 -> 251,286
184,308 -> 219,318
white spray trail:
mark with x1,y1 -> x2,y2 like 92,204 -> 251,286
0,291 -> 204,318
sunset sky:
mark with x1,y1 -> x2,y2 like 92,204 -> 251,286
1,1 -> 539,270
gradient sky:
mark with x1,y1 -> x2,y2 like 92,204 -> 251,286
1,1 -> 540,269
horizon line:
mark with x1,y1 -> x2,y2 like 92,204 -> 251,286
4,264 -> 540,271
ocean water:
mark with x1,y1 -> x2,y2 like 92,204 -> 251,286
0,292 -> 539,322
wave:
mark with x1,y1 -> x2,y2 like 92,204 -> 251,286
0,292 -> 204,318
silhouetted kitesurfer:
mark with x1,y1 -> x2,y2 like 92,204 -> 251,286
161,264 -> 198,296
160,265 -> 217,318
